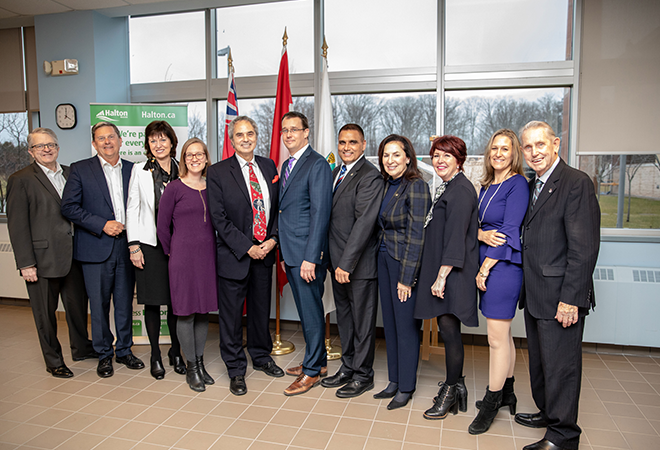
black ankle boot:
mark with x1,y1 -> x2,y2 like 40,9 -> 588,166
456,375 -> 468,412
196,355 -> 215,385
186,360 -> 205,392
424,382 -> 458,420
150,357 -> 165,380
468,388 -> 502,434
476,376 -> 517,414
168,348 -> 186,375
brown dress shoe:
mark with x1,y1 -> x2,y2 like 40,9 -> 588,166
284,374 -> 320,396
285,363 -> 327,377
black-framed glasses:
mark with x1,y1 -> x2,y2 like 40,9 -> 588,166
30,143 -> 59,150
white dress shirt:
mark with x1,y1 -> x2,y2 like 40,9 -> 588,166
36,162 -> 66,198
333,154 -> 364,190
235,153 -> 271,236
98,155 -> 125,224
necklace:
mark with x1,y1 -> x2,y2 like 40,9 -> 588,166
478,171 -> 511,228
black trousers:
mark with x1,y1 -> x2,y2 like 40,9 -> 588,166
25,261 -> 93,369
331,275 -> 378,382
217,259 -> 274,378
524,307 -> 585,450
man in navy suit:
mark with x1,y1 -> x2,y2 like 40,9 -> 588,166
61,122 -> 144,378
514,121 -> 600,450
207,116 -> 284,397
278,111 -> 333,396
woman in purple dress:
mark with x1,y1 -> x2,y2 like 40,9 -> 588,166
469,129 -> 528,434
157,138 -> 217,392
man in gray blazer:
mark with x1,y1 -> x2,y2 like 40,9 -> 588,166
321,124 -> 382,398
7,128 -> 95,378
515,121 -> 600,450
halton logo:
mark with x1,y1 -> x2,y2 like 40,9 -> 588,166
95,109 -> 128,122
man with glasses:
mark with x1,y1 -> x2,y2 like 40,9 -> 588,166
277,111 -> 333,396
62,122 -> 144,378
7,128 -> 96,378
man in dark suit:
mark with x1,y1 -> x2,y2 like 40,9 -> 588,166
61,122 -> 144,378
278,111 -> 333,396
6,128 -> 95,378
321,124 -> 382,398
207,116 -> 284,396
515,121 -> 600,450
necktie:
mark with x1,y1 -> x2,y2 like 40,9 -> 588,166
248,163 -> 267,242
282,157 -> 294,189
333,165 -> 347,193
532,178 -> 543,206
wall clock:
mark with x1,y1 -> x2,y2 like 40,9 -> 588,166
55,103 -> 77,129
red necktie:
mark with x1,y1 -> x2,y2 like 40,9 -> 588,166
248,162 -> 267,242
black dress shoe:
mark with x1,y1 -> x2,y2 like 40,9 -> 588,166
336,379 -> 374,398
523,438 -> 564,450
150,359 -> 165,380
230,375 -> 247,396
97,356 -> 113,378
387,391 -> 414,410
253,360 -> 284,378
47,365 -> 74,378
116,353 -> 145,370
515,412 -> 548,428
373,382 -> 398,399
321,371 -> 352,388
168,348 -> 186,375
72,351 -> 99,362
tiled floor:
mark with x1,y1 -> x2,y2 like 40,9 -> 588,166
1,304 -> 659,450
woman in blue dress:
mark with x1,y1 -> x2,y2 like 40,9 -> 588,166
469,129 -> 528,434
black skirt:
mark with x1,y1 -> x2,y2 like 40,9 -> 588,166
135,239 -> 172,306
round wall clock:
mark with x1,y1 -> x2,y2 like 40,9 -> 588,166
55,103 -> 77,129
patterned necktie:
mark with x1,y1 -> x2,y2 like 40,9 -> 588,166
333,165 -> 347,193
532,178 -> 543,206
282,157 -> 294,189
248,163 -> 267,242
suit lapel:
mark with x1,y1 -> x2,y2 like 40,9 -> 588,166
229,155 -> 251,205
255,156 -> 277,204
31,163 -> 62,205
90,157 -> 114,212
527,159 -> 564,224
332,158 -> 364,206
382,178 -> 407,217
121,160 -> 132,206
281,147 -> 310,198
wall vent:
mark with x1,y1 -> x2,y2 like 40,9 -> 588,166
593,267 -> 615,281
632,269 -> 660,283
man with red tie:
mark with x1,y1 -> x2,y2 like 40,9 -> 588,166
207,116 -> 284,396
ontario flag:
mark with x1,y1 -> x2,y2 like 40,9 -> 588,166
270,31 -> 293,295
222,65 -> 238,160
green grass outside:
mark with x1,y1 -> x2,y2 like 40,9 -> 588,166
598,194 -> 660,229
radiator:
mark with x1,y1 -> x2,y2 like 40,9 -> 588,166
0,241 -> 29,299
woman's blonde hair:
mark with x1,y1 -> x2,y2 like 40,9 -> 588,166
179,138 -> 209,177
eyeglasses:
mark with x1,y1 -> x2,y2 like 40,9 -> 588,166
280,128 -> 304,135
95,134 -> 118,143
30,143 -> 59,151
185,152 -> 206,161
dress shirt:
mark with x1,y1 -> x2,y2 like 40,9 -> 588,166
333,154 -> 364,190
98,155 -> 125,224
235,153 -> 271,233
36,162 -> 66,198
536,154 -> 561,188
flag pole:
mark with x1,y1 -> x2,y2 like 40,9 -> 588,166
271,28 -> 295,356
321,36 -> 341,361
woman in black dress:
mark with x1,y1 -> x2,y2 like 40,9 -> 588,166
374,135 -> 430,410
414,135 -> 479,420
126,120 -> 185,379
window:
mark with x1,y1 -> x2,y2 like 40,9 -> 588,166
0,112 -> 30,214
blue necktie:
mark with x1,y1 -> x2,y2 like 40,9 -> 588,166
532,178 -> 543,206
333,165 -> 347,193
282,158 -> 294,189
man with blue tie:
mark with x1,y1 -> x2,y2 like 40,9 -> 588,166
278,111 -> 333,396
61,122 -> 144,378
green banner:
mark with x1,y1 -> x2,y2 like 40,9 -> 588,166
90,104 -> 188,127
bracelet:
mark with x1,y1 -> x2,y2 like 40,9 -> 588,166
130,247 -> 141,254
479,271 -> 488,278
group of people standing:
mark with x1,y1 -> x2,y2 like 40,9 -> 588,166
7,113 -> 599,450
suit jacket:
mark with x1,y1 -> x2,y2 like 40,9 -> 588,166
278,146 -> 333,267
125,160 -> 159,247
519,159 -> 600,319
6,162 -> 74,278
329,157 -> 382,279
61,156 -> 133,263
379,177 -> 431,287
207,154 -> 279,280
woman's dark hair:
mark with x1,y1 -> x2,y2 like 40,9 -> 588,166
144,121 -> 178,159
377,134 -> 422,181
429,135 -> 467,170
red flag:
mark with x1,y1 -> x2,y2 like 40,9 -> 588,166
222,66 -> 238,160
270,42 -> 293,295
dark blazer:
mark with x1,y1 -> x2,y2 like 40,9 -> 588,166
207,154 -> 279,279
7,162 -> 74,277
278,146 -> 333,267
379,177 -> 431,287
61,156 -> 134,263
329,157 -> 382,279
520,159 -> 600,319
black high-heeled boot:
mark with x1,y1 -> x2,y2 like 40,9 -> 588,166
424,382 -> 458,420
196,355 -> 215,385
468,388 -> 502,435
186,360 -> 205,392
476,376 -> 517,414
456,375 -> 468,412
168,348 -> 186,375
